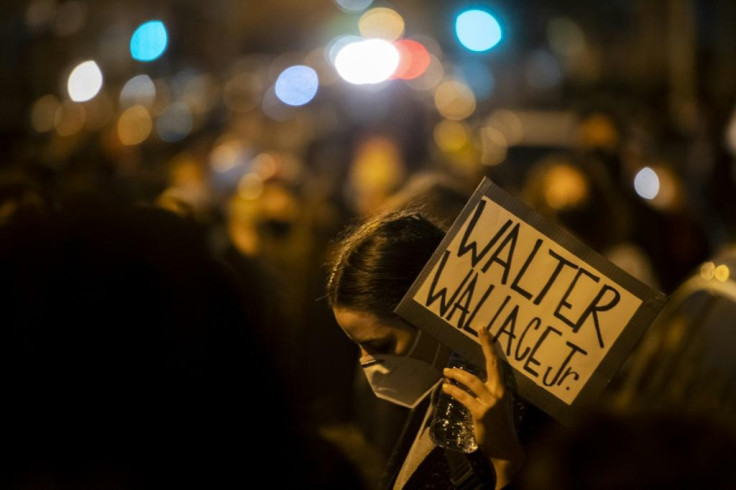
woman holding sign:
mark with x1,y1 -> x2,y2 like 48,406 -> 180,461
326,210 -> 526,490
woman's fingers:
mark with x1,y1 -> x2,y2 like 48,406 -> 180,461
443,366 -> 504,406
441,329 -> 510,423
441,381 -> 483,413
480,328 -> 506,397
443,367 -> 486,396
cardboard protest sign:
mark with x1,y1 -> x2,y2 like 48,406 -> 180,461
395,177 -> 668,425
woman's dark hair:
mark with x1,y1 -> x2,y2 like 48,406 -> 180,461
326,210 -> 446,317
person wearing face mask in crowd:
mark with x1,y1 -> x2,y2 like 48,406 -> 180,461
326,210 -> 527,490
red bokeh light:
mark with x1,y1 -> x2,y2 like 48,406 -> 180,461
391,39 -> 431,80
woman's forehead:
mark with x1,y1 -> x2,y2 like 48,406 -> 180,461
334,307 -> 409,343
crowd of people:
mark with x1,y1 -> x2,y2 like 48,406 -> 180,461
3,58 -> 736,488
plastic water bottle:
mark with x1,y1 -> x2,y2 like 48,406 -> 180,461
429,352 -> 485,453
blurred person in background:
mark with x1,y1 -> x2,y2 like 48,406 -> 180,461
224,174 -> 359,430
520,151 -> 661,290
517,406 -> 736,490
0,168 -> 47,224
604,244 -> 736,415
380,171 -> 475,231
0,202 -> 362,489
344,135 -> 408,218
573,110 -> 712,292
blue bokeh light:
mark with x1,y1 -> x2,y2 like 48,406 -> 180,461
130,20 -> 168,62
274,65 -> 319,106
456,10 -> 502,52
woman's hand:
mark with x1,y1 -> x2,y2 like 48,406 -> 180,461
442,328 -> 525,489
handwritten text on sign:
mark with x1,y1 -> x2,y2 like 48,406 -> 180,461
414,197 -> 641,404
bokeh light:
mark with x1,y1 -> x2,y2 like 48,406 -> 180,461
168,154 -> 205,188
25,0 -> 56,30
480,127 -> 508,166
647,165 -> 682,211
156,102 -> 193,142
67,60 -> 103,102
258,181 -> 301,222
274,65 -> 319,106
486,109 -> 524,145
334,0 -> 373,13
726,106 -> 736,157
700,261 -> 716,280
326,35 -> 363,65
210,139 -> 249,173
405,54 -> 444,91
262,86 -> 298,121
433,119 -> 470,153
179,73 -> 220,115
251,152 -> 279,180
577,112 -> 619,151
547,17 -> 586,58
434,79 -> 476,120
525,50 -> 562,89
334,39 -> 400,85
160,155 -> 209,218
349,136 -> 405,215
392,39 -> 431,80
358,7 -> 405,41
130,20 -> 168,62
456,9 -> 502,52
82,91 -> 114,130
419,33 -> 443,54
53,1 -> 87,37
634,167 -> 660,200
237,173 -> 265,200
542,163 -> 589,210
54,100 -> 86,136
117,105 -> 152,146
223,72 -> 266,112
714,264 -> 730,282
120,74 -> 156,108
30,94 -> 61,133
269,51 -> 305,83
208,136 -> 254,193
304,47 -> 339,86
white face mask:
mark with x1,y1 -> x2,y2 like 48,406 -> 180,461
359,331 -> 442,409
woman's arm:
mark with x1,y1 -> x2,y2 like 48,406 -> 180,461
441,328 -> 525,490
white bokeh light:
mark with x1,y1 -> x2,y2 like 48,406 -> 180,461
634,167 -> 660,200
334,39 -> 400,85
335,0 -> 373,12
274,65 -> 319,106
67,60 -> 103,102
326,35 -> 363,65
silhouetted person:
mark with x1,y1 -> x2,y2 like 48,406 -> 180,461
518,407 -> 736,490
0,203 -> 361,489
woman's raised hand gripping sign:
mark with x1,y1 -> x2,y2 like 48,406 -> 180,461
441,328 -> 526,489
